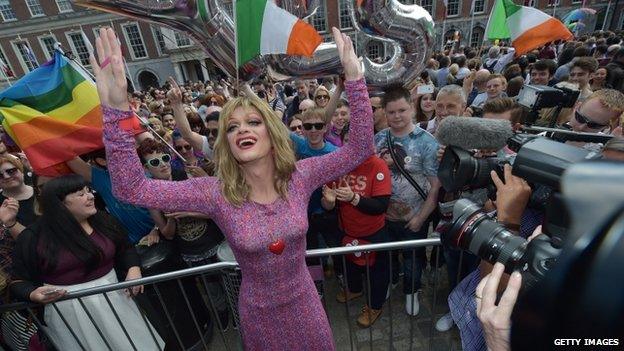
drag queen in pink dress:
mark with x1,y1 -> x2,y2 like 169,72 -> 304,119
91,27 -> 373,350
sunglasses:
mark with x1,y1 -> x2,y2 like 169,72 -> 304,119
0,167 -> 18,178
574,111 -> 609,130
207,128 -> 218,137
290,125 -> 303,131
303,122 -> 325,131
315,95 -> 329,101
144,154 -> 171,167
175,144 -> 193,152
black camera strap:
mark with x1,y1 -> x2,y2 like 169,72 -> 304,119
386,134 -> 428,201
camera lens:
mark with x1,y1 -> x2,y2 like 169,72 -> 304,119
443,199 -> 527,271
438,147 -> 507,192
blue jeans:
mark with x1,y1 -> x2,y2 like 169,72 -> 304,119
387,220 -> 429,294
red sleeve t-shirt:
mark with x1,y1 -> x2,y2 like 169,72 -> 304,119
334,156 -> 392,237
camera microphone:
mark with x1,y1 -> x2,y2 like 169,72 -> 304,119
436,116 -> 514,151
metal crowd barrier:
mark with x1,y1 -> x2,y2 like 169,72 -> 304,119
0,238 -> 467,351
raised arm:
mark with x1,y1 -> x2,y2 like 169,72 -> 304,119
167,77 -> 204,152
90,28 -> 216,215
297,28 -> 374,192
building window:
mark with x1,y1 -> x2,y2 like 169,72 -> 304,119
25,0 -> 45,17
151,26 -> 168,56
0,46 -> 15,77
338,0 -> 352,29
39,35 -> 57,60
0,0 -> 16,21
547,0 -> 559,5
13,41 -> 38,73
122,23 -> 148,59
523,0 -> 536,6
470,27 -> 484,48
174,31 -> 192,47
420,0 -> 434,15
67,32 -> 91,66
56,0 -> 73,13
447,0 -> 460,17
311,0 -> 327,33
367,41 -> 383,61
473,0 -> 486,13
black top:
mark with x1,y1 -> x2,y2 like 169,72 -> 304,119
0,192 -> 38,228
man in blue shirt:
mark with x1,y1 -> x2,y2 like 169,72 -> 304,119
290,108 -> 339,277
66,150 -> 156,244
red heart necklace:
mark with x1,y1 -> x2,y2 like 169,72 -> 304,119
268,239 -> 285,255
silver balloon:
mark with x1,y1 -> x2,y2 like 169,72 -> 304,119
73,0 -> 240,80
74,0 -> 434,89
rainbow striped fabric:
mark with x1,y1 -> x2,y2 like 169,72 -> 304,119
0,51 -> 103,176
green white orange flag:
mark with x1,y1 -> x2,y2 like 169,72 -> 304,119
485,0 -> 573,55
235,0 -> 322,67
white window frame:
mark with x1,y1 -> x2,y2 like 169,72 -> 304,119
55,0 -> 73,13
174,31 -> 192,48
338,0 -> 353,30
420,0 -> 435,16
11,39 -> 38,73
38,34 -> 58,61
65,31 -> 92,66
473,0 -> 486,14
120,22 -> 149,60
0,44 -> 15,78
311,0 -> 328,33
25,0 -> 45,17
151,25 -> 168,56
0,0 -> 16,22
446,0 -> 461,18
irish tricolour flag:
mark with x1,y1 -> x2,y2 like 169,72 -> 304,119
235,0 -> 322,67
485,0 -> 573,56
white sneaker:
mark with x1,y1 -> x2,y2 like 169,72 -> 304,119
435,312 -> 455,332
405,292 -> 419,316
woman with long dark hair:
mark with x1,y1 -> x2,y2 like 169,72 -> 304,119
10,175 -> 164,350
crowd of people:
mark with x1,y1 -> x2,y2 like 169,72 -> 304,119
0,26 -> 622,350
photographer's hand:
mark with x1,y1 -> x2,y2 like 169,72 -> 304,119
491,164 -> 531,226
476,262 -> 521,351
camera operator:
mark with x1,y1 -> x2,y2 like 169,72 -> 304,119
447,165 -> 532,351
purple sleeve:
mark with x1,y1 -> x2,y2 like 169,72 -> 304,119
296,79 -> 374,192
101,106 -> 217,215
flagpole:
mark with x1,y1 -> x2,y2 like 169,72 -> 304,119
440,19 -> 447,51
553,0 -> 558,17
468,0 -> 476,48
602,0 -> 612,30
233,0 -> 240,92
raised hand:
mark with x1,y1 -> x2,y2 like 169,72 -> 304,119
332,27 -> 362,81
322,183 -> 337,203
88,28 -> 130,111
0,198 -> 18,226
167,77 -> 183,106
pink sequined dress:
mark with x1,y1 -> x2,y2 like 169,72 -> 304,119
102,79 -> 374,350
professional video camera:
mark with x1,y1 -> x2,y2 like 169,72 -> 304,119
516,83 -> 581,126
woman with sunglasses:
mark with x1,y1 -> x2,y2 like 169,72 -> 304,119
0,156 -> 37,240
92,27 -> 372,350
170,131 -> 211,178
288,115 -> 304,136
137,138 -> 229,327
313,86 -> 331,108
10,175 -> 164,350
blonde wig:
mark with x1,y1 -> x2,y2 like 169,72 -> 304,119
214,96 -> 296,206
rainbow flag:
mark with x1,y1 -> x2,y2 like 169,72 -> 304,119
0,51 -> 103,176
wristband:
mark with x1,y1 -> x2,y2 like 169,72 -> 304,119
349,193 -> 356,203
1,220 -> 16,230
350,193 -> 360,206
